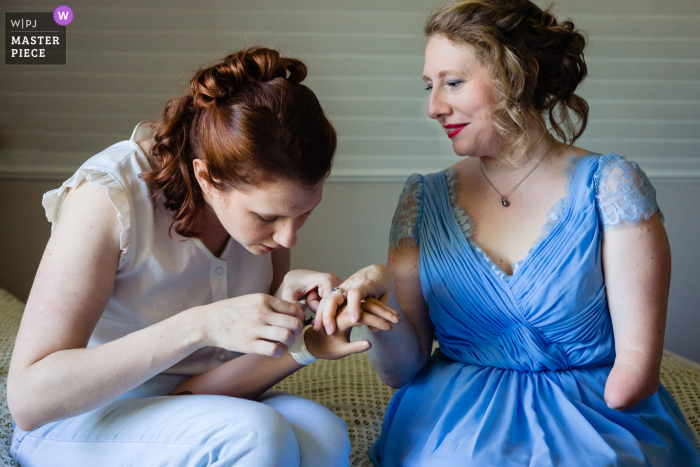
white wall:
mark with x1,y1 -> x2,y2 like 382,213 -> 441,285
1,0 -> 699,360
2,0 -> 699,179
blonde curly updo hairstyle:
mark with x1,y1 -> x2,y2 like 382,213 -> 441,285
425,0 -> 589,163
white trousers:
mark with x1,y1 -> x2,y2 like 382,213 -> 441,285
11,374 -> 350,467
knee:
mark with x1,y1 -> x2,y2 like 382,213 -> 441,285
296,408 -> 350,467
251,405 -> 300,461
219,403 -> 299,466
318,412 -> 351,465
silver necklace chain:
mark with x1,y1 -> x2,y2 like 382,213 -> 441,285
480,138 -> 556,207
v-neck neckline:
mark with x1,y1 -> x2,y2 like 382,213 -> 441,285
443,154 -> 592,282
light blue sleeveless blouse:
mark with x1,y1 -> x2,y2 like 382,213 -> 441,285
370,154 -> 700,466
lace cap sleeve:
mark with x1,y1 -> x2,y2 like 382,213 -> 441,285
595,154 -> 664,230
389,174 -> 425,251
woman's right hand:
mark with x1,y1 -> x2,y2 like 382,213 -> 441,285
197,293 -> 305,358
305,298 -> 400,360
314,264 -> 395,335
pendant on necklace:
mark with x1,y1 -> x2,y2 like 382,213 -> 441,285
501,196 -> 510,207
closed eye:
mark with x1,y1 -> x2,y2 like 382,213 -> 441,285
256,214 -> 277,224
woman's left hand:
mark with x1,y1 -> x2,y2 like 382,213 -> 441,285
276,269 -> 342,312
305,299 -> 400,360
314,264 -> 395,335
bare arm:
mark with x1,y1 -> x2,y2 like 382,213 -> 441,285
174,353 -> 304,400
602,214 -> 671,411
8,182 -> 304,431
365,248 -> 433,388
172,302 -> 398,399
8,181 -> 205,430
315,254 -> 432,388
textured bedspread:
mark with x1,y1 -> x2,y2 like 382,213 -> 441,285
0,289 -> 698,466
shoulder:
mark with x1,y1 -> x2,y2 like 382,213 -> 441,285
80,140 -> 152,183
592,153 -> 664,229
395,169 -> 452,209
389,173 -> 428,251
594,153 -> 652,196
42,138 -> 151,270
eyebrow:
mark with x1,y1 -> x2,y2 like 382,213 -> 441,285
422,69 -> 471,81
254,206 -> 316,218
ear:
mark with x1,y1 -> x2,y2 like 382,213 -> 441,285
192,159 -> 213,195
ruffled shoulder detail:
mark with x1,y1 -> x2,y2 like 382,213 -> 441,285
42,168 -> 132,269
594,153 -> 664,230
389,174 -> 425,251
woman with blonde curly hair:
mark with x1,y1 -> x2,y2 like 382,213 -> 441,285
315,1 -> 700,465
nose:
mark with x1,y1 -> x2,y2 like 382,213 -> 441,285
273,219 -> 297,249
427,87 -> 450,120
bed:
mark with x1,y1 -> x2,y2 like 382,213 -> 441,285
0,288 -> 698,466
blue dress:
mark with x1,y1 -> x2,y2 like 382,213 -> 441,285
370,154 -> 700,466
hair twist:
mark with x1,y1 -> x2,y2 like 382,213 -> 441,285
191,47 -> 308,108
141,47 -> 335,239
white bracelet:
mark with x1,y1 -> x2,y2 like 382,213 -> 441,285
289,325 -> 318,366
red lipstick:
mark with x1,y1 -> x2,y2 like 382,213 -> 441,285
260,245 -> 279,252
443,123 -> 467,139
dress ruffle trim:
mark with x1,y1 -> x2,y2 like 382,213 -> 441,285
444,158 -> 582,281
42,168 -> 131,268
445,167 -> 512,281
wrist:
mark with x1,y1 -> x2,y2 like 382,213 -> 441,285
289,326 -> 318,365
366,264 -> 394,294
304,327 -> 323,359
177,306 -> 210,350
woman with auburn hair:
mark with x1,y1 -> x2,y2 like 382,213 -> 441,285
7,47 -> 398,467
314,1 -> 700,465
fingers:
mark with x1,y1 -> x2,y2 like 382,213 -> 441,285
280,283 -> 302,303
332,298 -> 400,333
357,312 -> 394,331
361,298 -> 401,325
336,308 -> 393,332
250,340 -> 286,358
345,280 -> 377,324
317,273 -> 342,297
258,326 -> 297,348
315,292 -> 345,335
338,340 -> 372,357
305,289 -> 321,313
265,311 -> 303,336
265,295 -> 305,322
280,270 -> 340,306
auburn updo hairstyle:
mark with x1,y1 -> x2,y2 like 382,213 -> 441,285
141,47 -> 337,238
425,0 -> 589,163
